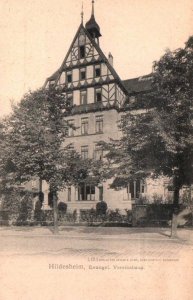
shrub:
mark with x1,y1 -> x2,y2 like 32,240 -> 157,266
58,202 -> 67,213
1,189 -> 34,225
34,200 -> 43,222
107,209 -> 125,222
17,198 -> 30,223
96,201 -> 108,215
138,195 -> 149,204
152,193 -> 164,204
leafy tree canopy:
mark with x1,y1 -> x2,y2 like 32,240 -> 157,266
0,87 -> 89,192
100,36 -> 193,204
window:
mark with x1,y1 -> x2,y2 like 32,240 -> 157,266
95,115 -> 103,133
80,68 -> 86,80
78,183 -> 95,201
98,185 -> 103,201
68,119 -> 75,137
95,65 -> 101,77
95,88 -> 102,102
81,118 -> 89,135
79,45 -> 85,58
66,93 -> 73,107
80,89 -> 87,105
66,71 -> 72,83
128,180 -> 145,199
67,187 -> 71,202
81,145 -> 89,159
94,145 -> 103,160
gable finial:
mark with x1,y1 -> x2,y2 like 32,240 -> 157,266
81,2 -> 84,24
92,0 -> 95,16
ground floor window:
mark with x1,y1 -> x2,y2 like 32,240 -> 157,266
67,187 -> 71,202
127,180 -> 146,199
77,183 -> 95,201
98,185 -> 103,201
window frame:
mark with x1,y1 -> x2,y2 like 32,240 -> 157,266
80,89 -> 87,105
66,71 -> 72,83
67,119 -> 75,137
81,118 -> 89,135
79,45 -> 85,59
94,144 -> 103,160
78,183 -> 95,201
95,115 -> 103,133
95,87 -> 102,103
81,145 -> 89,159
67,186 -> 71,202
80,68 -> 86,80
94,64 -> 101,77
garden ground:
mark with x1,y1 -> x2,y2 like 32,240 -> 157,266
0,226 -> 193,256
0,226 -> 193,300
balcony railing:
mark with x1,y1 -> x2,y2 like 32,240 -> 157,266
70,102 -> 105,114
65,102 -> 119,115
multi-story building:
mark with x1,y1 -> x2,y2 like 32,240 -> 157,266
40,1 -> 170,213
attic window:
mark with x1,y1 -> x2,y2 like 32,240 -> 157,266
66,71 -> 72,83
79,45 -> 85,59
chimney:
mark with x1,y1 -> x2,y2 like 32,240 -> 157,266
108,52 -> 113,67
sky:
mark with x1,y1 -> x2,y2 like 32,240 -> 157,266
0,0 -> 193,117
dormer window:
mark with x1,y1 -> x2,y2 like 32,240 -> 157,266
95,65 -> 101,77
66,71 -> 72,83
79,45 -> 85,59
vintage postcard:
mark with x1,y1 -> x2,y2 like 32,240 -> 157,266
0,0 -> 193,299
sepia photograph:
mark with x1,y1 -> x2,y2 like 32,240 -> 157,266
0,0 -> 193,299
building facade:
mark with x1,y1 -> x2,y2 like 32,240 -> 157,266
40,2 -> 171,213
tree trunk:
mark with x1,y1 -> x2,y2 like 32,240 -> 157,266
53,192 -> 59,234
171,183 -> 180,238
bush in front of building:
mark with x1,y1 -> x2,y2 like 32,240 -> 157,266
34,199 -> 44,224
96,201 -> 108,215
132,203 -> 174,227
1,188 -> 34,225
41,210 -> 54,226
58,202 -> 67,213
79,208 -> 132,226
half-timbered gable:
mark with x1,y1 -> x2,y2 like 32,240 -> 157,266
45,23 -> 129,109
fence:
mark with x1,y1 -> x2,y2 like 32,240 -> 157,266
0,204 -> 192,227
0,210 -> 9,226
132,204 -> 193,227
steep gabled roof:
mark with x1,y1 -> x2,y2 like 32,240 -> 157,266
122,74 -> 153,94
44,23 -> 83,87
44,23 -> 130,96
47,69 -> 61,81
85,28 -> 130,95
